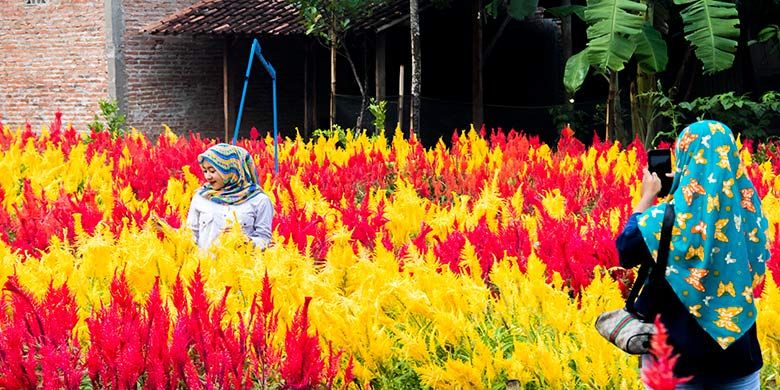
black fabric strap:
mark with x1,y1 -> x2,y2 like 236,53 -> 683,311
625,203 -> 676,314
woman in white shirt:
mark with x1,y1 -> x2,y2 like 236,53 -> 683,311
185,143 -> 273,250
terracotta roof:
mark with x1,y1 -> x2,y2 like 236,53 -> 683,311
142,0 -> 421,36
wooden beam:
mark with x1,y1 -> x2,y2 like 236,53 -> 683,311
223,39 -> 229,141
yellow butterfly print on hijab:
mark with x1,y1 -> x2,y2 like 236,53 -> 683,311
693,149 -> 708,165
709,122 -> 726,134
722,179 -> 735,198
717,281 -> 736,297
740,188 -> 756,212
686,268 -> 709,292
716,145 -> 731,171
689,304 -> 702,318
717,337 -> 736,349
691,221 -> 707,240
742,286 -> 753,303
676,212 -> 693,229
678,132 -> 699,152
714,219 -> 729,242
747,228 -> 760,243
707,195 -> 720,212
686,245 -> 705,260
753,273 -> 765,289
714,307 -> 743,333
682,179 -> 706,205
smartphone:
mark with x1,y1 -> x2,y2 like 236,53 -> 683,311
647,149 -> 673,197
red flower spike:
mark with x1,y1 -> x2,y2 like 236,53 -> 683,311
641,315 -> 693,390
281,296 -> 324,389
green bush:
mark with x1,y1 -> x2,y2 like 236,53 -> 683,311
88,99 -> 127,138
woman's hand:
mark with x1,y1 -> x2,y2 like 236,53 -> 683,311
633,167 -> 662,214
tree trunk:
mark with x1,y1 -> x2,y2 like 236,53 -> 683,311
606,71 -> 619,141
634,0 -> 656,146
410,0 -> 421,137
330,24 -> 337,129
472,0 -> 484,128
342,42 -> 368,131
560,0 -> 574,125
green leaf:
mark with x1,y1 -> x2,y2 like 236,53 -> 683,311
584,0 -> 647,72
673,0 -> 740,74
564,49 -> 590,94
506,0 -> 539,20
546,5 -> 587,21
632,23 -> 668,73
757,24 -> 779,42
485,0 -> 501,18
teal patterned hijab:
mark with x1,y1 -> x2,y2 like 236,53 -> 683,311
197,143 -> 264,205
638,120 -> 769,349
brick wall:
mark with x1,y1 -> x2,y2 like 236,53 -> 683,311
0,0 -> 108,131
122,0 -> 224,138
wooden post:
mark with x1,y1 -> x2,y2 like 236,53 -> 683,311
398,64 -> 405,130
472,0 -> 483,129
304,42 -> 309,136
223,39 -> 229,141
409,0 -> 421,136
375,32 -> 386,100
330,23 -> 337,129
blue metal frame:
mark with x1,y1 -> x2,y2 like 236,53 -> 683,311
233,38 -> 279,174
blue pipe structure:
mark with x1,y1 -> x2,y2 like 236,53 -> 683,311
233,38 -> 279,174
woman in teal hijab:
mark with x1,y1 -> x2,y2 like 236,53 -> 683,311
616,120 -> 770,388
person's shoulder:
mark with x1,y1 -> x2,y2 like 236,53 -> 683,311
249,191 -> 273,206
190,191 -> 218,209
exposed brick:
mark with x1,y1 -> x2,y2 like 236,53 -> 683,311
0,0 -> 108,131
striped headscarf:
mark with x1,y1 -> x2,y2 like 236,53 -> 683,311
197,143 -> 264,205
638,120 -> 769,349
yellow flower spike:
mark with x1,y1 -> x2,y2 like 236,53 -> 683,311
471,171 -> 504,232
608,207 -> 623,235
383,178 -> 427,245
541,188 -> 567,220
161,124 -> 178,143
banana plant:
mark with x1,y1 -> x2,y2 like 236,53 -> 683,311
563,0 -> 741,95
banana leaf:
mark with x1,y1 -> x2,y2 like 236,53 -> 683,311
584,0 -> 647,72
674,0 -> 740,74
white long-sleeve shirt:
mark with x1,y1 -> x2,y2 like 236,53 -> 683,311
186,192 -> 273,250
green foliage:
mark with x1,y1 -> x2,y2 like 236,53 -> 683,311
549,102 -> 608,141
674,0 -> 740,74
640,89 -> 780,143
753,24 -> 780,44
584,0 -> 646,72
563,0 -> 742,93
678,91 -> 780,138
312,124 -> 348,145
485,0 -> 540,19
370,358 -> 424,390
545,5 -> 587,21
564,51 -> 590,95
750,24 -> 780,55
368,98 -> 388,133
88,99 -> 127,138
291,0 -> 389,44
632,23 -> 669,73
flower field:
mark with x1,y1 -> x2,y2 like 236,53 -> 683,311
1,114 -> 779,389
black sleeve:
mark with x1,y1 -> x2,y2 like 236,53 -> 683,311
615,213 -> 653,269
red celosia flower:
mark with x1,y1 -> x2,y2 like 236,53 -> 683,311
641,315 -> 693,390
281,296 -> 324,389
